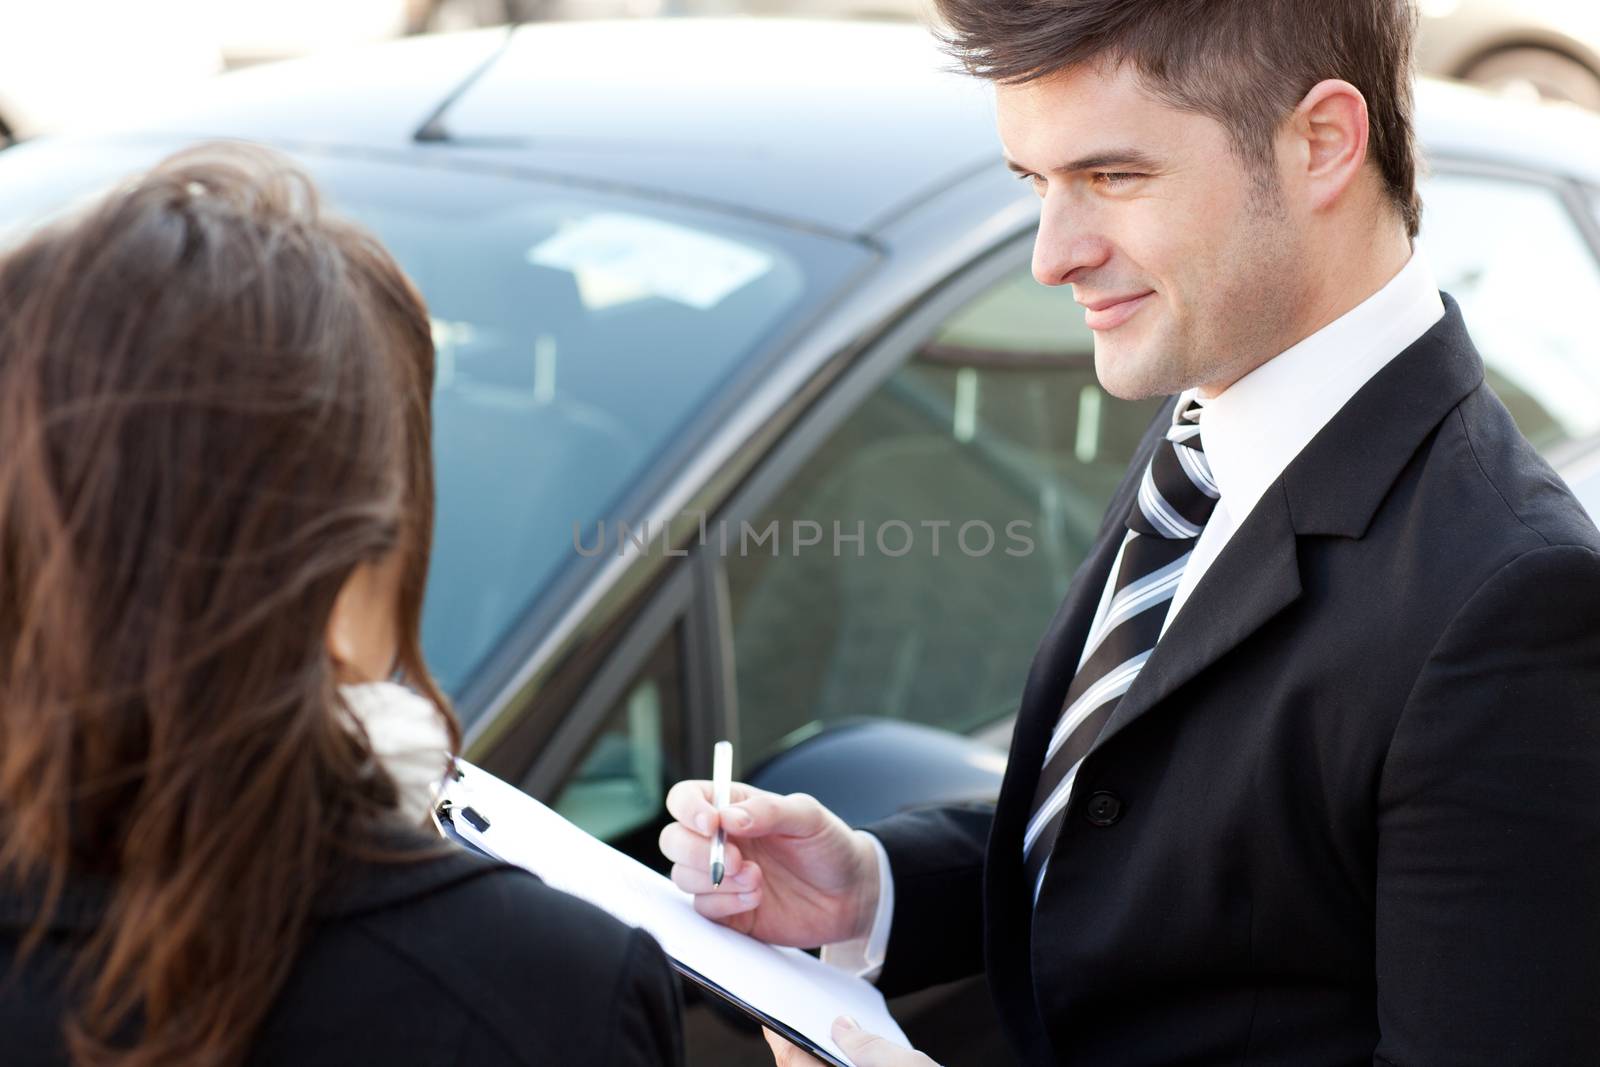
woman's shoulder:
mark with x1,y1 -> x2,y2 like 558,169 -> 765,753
324,833 -> 629,950
256,831 -> 684,1067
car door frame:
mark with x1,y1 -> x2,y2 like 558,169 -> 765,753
694,225 -> 1045,773
516,561 -> 709,800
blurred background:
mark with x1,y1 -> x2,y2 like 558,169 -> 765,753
4,0 -> 1600,141
3,2 -> 1599,1065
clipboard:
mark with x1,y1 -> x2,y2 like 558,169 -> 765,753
432,762 -> 909,1067
437,801 -> 852,1067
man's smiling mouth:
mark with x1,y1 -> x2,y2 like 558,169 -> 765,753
1080,291 -> 1155,330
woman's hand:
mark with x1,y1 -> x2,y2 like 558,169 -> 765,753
762,1018 -> 943,1067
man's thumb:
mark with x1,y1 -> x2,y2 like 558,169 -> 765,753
831,1017 -> 930,1066
723,790 -> 822,838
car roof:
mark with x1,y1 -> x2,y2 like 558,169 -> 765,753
132,27 -> 512,153
131,19 -> 1000,236
128,18 -> 1600,239
430,19 -> 1002,235
1416,76 -> 1600,185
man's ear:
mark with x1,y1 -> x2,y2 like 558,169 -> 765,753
1290,78 -> 1371,215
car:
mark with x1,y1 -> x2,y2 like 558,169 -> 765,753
2,18 -> 1599,1064
1417,0 -> 1600,111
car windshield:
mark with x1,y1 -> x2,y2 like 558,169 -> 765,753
0,138 -> 869,707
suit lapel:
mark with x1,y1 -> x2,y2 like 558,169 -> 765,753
990,514 -> 1126,857
1088,481 -> 1302,758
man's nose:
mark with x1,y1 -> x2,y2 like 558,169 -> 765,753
1032,200 -> 1112,287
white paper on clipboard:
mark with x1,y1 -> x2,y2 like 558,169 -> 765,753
436,760 -> 910,1066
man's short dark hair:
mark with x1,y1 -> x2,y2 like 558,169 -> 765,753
934,0 -> 1423,237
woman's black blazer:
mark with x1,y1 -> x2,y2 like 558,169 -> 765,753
0,825 -> 685,1066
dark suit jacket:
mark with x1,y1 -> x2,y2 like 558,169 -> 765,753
869,297 -> 1600,1065
0,826 -> 684,1066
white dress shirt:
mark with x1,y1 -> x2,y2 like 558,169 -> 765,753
824,249 -> 1446,981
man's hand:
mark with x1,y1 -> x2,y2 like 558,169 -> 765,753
659,779 -> 880,945
762,1019 -> 942,1067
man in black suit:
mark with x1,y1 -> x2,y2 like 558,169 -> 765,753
660,1 -> 1600,1063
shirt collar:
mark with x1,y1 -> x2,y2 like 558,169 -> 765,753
1184,249 -> 1446,525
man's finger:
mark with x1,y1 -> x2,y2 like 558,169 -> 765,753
721,789 -> 828,840
763,1027 -> 825,1067
664,778 -> 763,835
664,779 -> 716,834
691,883 -> 762,921
658,822 -> 746,875
670,860 -> 761,896
831,1017 -> 941,1067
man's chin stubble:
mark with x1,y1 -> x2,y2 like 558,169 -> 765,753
1093,340 -> 1194,402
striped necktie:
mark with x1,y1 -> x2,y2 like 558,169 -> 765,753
1023,398 -> 1218,900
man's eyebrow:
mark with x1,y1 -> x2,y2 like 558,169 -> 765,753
1005,149 -> 1165,175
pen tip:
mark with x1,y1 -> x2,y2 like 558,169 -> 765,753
711,862 -> 724,888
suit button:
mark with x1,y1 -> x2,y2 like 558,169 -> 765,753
1085,791 -> 1123,827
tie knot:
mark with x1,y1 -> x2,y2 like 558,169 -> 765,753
1165,396 -> 1204,450
1128,399 -> 1219,539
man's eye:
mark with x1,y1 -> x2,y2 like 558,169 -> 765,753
1093,172 -> 1142,186
1015,171 -> 1046,194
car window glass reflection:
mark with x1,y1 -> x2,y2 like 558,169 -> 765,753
725,267 -> 1161,766
552,622 -> 685,857
353,195 -> 810,695
1419,171 -> 1600,453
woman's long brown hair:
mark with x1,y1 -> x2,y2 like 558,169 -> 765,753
0,142 -> 456,1065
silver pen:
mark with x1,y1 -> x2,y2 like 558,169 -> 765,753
710,740 -> 732,887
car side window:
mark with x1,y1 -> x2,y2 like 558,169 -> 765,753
1420,171 -> 1600,453
550,622 -> 686,856
723,265 -> 1162,766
